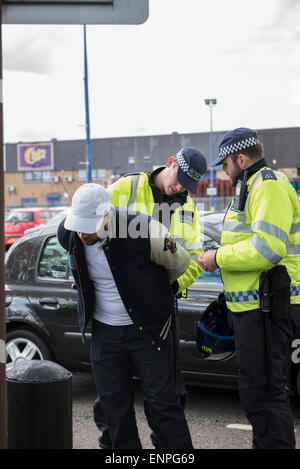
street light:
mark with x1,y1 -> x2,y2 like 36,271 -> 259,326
83,24 -> 92,183
204,98 -> 217,211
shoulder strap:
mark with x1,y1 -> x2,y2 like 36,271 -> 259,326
128,174 -> 141,208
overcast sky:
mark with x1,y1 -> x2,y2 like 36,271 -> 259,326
2,0 -> 300,143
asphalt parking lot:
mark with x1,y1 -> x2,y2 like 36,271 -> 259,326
72,372 -> 300,450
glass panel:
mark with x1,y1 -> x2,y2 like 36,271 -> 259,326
39,210 -> 53,220
194,234 -> 222,287
21,198 -> 38,207
38,236 -> 69,279
6,211 -> 34,222
78,168 -> 107,181
23,171 -> 52,182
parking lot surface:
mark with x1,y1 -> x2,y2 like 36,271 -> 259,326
72,372 -> 300,450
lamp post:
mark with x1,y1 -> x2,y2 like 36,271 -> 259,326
83,24 -> 92,183
204,98 -> 217,211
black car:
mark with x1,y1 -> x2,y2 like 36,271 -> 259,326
5,211 -> 300,398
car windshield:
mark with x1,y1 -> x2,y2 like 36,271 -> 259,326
6,211 -> 34,223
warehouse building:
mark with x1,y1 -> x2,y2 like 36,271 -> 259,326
4,126 -> 300,209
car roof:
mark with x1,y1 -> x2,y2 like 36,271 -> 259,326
21,208 -> 225,242
200,211 -> 224,242
9,207 -> 53,212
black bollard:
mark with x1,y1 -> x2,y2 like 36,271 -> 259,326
6,360 -> 72,449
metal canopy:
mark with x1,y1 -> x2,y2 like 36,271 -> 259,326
2,0 -> 149,24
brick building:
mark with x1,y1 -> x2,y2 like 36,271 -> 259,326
4,126 -> 300,209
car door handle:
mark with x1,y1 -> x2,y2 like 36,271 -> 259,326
39,297 -> 59,308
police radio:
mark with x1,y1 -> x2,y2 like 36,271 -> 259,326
233,170 -> 248,212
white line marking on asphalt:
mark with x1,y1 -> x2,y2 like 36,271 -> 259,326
227,423 -> 297,433
226,424 -> 252,431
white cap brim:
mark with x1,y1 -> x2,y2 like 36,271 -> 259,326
64,213 -> 106,234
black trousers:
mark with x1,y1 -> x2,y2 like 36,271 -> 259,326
91,320 -> 192,449
231,306 -> 299,449
93,310 -> 187,449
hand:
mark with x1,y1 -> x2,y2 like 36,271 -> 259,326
198,250 -> 218,272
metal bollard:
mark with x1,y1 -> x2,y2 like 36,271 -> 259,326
6,360 -> 72,449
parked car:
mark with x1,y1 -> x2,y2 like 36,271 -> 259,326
4,207 -> 55,250
5,211 -> 300,398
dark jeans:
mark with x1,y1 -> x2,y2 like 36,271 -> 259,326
231,307 -> 297,449
94,309 -> 187,449
94,360 -> 187,448
90,320 -> 193,449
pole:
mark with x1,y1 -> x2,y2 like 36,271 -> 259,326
0,0 -> 8,449
209,104 -> 215,211
83,24 -> 92,183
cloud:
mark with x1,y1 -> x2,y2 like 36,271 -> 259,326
262,0 -> 300,39
3,27 -> 66,74
221,0 -> 300,56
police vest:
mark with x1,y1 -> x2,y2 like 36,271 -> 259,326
216,167 -> 300,313
109,171 -> 203,292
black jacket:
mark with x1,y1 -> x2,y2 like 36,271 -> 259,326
57,208 -> 176,344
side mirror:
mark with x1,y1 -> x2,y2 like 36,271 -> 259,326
51,265 -> 67,279
5,287 -> 13,307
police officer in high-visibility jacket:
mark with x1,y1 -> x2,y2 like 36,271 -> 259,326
109,147 -> 207,295
199,127 -> 300,449
93,147 -> 207,448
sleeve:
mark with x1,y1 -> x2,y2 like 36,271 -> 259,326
149,219 -> 190,284
171,199 -> 203,293
57,218 -> 70,251
216,178 -> 293,271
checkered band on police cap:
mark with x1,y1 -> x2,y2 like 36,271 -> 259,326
175,147 -> 207,193
218,127 -> 261,158
176,152 -> 189,173
219,136 -> 260,157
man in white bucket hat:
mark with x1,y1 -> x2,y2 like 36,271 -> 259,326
57,183 -> 193,449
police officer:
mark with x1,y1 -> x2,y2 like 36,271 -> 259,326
58,183 -> 193,449
94,147 -> 207,448
109,147 -> 207,293
198,127 -> 300,449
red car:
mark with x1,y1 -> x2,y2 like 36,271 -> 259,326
5,207 -> 54,249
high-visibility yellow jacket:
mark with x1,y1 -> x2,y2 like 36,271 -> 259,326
108,170 -> 203,293
216,165 -> 300,312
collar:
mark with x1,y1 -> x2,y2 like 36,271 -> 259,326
233,158 -> 267,187
148,167 -> 188,205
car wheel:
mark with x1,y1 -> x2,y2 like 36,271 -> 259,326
6,328 -> 53,373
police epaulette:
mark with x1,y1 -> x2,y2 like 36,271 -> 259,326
261,169 -> 277,181
121,172 -> 144,178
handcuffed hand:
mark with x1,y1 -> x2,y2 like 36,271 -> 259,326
198,249 -> 218,272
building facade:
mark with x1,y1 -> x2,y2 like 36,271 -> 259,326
4,126 -> 300,208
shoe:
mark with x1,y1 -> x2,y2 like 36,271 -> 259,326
150,432 -> 158,449
98,433 -> 112,449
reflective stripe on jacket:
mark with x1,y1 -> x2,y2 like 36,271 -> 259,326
109,171 -> 203,293
216,167 -> 300,312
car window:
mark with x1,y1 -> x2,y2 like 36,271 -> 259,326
6,211 -> 34,223
39,210 -> 52,220
38,236 -> 72,280
193,234 -> 222,288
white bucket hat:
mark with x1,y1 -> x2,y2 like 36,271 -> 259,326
64,183 -> 111,234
